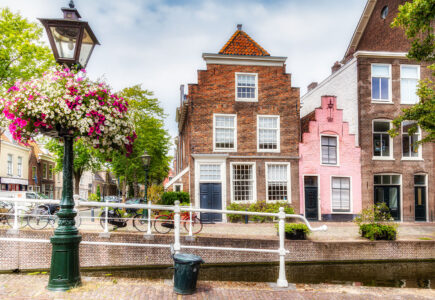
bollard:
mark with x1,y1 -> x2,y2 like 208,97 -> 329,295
188,203 -> 193,236
173,200 -> 181,254
276,207 -> 289,288
91,208 -> 94,222
245,208 -> 249,224
146,206 -> 152,235
104,198 -> 109,233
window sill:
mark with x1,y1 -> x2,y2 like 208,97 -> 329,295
213,149 -> 237,153
266,200 -> 291,203
331,211 -> 352,214
257,149 -> 280,153
236,99 -> 258,102
371,100 -> 393,104
320,163 -> 340,167
372,157 -> 395,161
401,158 -> 424,161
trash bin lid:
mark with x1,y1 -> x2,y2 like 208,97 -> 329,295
173,253 -> 204,264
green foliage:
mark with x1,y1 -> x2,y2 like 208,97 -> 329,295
282,223 -> 310,235
390,0 -> 435,143
354,203 -> 397,241
0,8 -> 55,88
160,191 -> 190,206
359,223 -> 397,241
109,85 -> 171,195
88,193 -> 99,202
96,186 -> 101,201
147,184 -> 164,204
227,201 -> 295,223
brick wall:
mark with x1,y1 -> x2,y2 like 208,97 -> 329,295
1,230 -> 434,271
358,57 -> 435,221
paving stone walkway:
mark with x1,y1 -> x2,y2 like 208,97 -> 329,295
0,274 -> 434,300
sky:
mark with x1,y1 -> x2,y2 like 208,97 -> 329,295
2,0 -> 367,153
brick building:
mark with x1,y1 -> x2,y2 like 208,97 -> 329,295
167,25 -> 300,222
300,96 -> 362,221
301,0 -> 434,221
28,143 -> 55,198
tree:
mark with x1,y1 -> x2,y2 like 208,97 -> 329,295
109,85 -> 171,199
0,7 -> 55,88
390,0 -> 435,143
46,138 -> 103,195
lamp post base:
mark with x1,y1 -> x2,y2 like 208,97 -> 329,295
47,233 -> 82,291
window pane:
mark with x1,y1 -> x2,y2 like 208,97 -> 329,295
259,117 -> 278,150
373,134 -> 382,156
392,175 -> 400,184
237,74 -> 256,99
382,175 -> 391,184
374,121 -> 390,132
372,65 -> 389,77
380,77 -> 389,99
372,77 -> 380,99
233,164 -> 254,201
414,175 -> 425,185
402,135 -> 410,157
389,187 -> 398,209
401,78 -> 418,104
331,177 -> 350,212
267,165 -> 288,201
381,134 -> 390,156
374,175 -> 381,184
401,66 -> 418,78
215,116 -> 235,149
200,164 -> 221,181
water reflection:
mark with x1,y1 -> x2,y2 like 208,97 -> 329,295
83,261 -> 434,289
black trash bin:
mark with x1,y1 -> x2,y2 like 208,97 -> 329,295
173,253 -> 204,294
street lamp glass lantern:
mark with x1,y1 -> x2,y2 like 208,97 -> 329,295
141,151 -> 151,168
39,1 -> 100,68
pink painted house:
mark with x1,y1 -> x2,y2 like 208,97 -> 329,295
299,96 -> 361,221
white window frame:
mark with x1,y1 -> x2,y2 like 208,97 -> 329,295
400,64 -> 420,105
372,119 -> 394,160
7,154 -> 13,176
265,162 -> 291,203
320,134 -> 339,166
213,114 -> 237,152
330,176 -> 352,214
173,183 -> 183,192
371,64 -> 392,103
17,156 -> 22,178
257,115 -> 280,153
235,72 -> 258,102
401,121 -> 422,160
230,162 -> 257,204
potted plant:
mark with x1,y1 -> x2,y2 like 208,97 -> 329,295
276,223 -> 310,240
354,203 -> 397,241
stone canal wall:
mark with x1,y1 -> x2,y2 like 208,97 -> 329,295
0,230 -> 434,271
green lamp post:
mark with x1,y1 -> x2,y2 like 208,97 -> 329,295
141,150 -> 151,202
39,0 -> 100,291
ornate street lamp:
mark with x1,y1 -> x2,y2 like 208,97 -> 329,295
39,1 -> 100,291
141,150 -> 151,202
39,0 -> 100,69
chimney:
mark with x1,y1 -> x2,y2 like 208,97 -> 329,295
237,24 -> 242,31
307,82 -> 318,92
331,61 -> 341,74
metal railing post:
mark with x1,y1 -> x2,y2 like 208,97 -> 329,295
146,206 -> 152,235
104,198 -> 109,233
13,198 -> 18,231
173,200 -> 181,254
277,207 -> 289,288
188,203 -> 193,237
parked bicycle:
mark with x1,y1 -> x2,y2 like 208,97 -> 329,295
99,205 -> 148,232
154,211 -> 203,234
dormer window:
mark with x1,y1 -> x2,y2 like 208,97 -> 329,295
236,73 -> 258,101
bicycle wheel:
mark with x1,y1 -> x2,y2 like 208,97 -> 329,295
133,213 -> 149,232
154,215 -> 173,234
28,206 -> 50,230
6,208 -> 28,229
184,216 -> 203,235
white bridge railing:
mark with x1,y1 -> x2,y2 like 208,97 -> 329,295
0,196 -> 327,288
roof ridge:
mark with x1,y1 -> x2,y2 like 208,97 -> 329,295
218,29 -> 270,56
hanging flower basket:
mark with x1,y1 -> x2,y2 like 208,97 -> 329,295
0,67 -> 136,155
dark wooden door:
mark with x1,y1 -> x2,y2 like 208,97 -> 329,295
200,183 -> 222,223
374,186 -> 400,221
304,176 -> 318,221
415,187 -> 426,221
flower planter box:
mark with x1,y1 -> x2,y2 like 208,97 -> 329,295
285,230 -> 307,240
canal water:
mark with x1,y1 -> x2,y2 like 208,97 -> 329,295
83,261 -> 435,289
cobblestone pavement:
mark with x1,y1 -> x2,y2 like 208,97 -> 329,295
0,274 -> 434,300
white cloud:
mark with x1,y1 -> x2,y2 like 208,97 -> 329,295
2,0 -> 366,153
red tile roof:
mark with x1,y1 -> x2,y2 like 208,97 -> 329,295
219,29 -> 270,56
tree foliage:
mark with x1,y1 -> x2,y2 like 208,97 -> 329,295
390,0 -> 435,143
109,85 -> 171,198
0,7 -> 55,88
